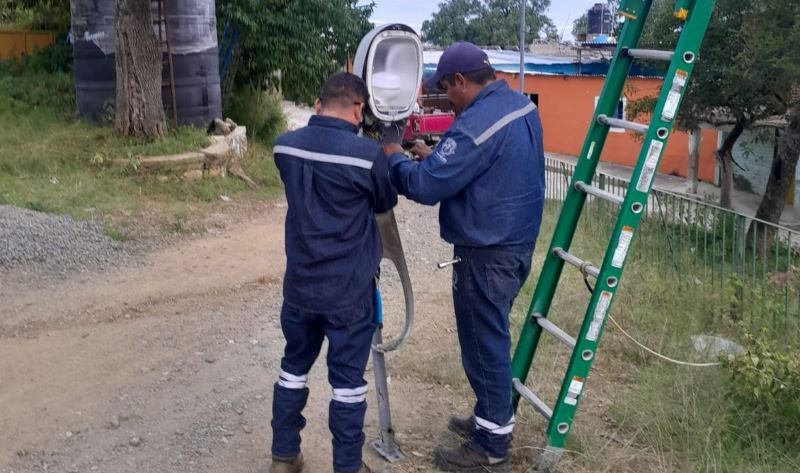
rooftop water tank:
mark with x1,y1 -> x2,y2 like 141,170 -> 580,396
587,3 -> 613,36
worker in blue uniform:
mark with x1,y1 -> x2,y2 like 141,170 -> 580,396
269,72 -> 398,473
383,42 -> 546,472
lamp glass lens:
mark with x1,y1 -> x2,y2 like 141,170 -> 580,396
370,38 -> 420,114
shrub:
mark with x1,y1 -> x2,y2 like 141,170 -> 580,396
722,327 -> 800,446
225,87 -> 287,146
0,0 -> 70,32
0,70 -> 73,116
0,40 -> 74,116
20,38 -> 72,74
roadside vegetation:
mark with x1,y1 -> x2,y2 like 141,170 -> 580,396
0,42 -> 285,239
510,201 -> 800,472
3,2 -> 798,472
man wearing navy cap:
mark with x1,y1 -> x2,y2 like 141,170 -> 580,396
383,41 -> 545,471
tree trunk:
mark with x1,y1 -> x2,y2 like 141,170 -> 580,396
687,128 -> 701,194
716,118 -> 746,209
115,0 -> 165,138
747,104 -> 800,248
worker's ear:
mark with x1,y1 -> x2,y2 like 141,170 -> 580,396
454,73 -> 467,91
314,98 -> 322,114
353,102 -> 364,124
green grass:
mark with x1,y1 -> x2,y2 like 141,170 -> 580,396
0,1 -> 69,32
507,201 -> 800,472
0,53 -> 284,239
0,108 -> 280,237
0,114 -> 283,237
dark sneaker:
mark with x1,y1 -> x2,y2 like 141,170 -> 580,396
433,442 -> 509,472
270,452 -> 304,473
447,414 -> 475,438
335,462 -> 374,473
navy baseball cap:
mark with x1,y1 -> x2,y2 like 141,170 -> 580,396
424,41 -> 493,90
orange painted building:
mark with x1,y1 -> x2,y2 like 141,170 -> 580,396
496,71 -> 718,183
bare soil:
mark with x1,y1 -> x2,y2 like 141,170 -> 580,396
1,199 -> 534,473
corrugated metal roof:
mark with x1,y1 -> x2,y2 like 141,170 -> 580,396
423,49 -> 576,67
422,49 -> 663,78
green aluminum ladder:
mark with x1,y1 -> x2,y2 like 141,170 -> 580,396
510,1 -> 716,470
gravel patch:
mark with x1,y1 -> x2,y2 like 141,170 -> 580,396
0,205 -> 126,278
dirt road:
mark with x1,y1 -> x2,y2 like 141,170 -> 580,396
1,200 -> 500,473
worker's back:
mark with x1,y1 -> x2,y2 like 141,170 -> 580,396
274,115 -> 397,312
440,80 -> 545,247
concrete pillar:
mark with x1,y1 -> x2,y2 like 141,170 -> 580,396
687,128 -> 701,194
715,130 -> 728,187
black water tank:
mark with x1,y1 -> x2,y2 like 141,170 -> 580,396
587,3 -> 613,36
70,0 -> 117,123
70,0 -> 221,127
159,0 -> 221,126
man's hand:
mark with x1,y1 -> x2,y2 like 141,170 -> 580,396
379,121 -> 407,146
410,140 -> 433,160
383,143 -> 404,157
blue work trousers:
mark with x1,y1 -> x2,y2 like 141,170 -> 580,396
452,243 -> 534,458
271,295 -> 376,473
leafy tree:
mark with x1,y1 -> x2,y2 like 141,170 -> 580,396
478,0 -> 554,47
422,0 -> 554,49
754,102 -> 800,246
541,22 -> 559,41
572,13 -> 587,38
420,0 -> 484,47
746,2 -> 800,243
633,0 -> 799,211
217,0 -> 374,104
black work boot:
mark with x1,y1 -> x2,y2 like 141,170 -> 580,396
448,415 -> 514,443
433,442 -> 510,472
447,414 -> 475,438
270,452 -> 304,473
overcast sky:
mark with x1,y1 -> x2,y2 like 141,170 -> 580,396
364,0 -> 605,42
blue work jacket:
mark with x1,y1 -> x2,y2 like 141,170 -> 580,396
274,115 -> 398,312
389,80 -> 545,247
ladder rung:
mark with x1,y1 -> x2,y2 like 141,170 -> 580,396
597,115 -> 649,134
623,48 -> 674,62
575,182 -> 624,205
513,379 -> 553,420
553,248 -> 599,278
534,314 -> 576,349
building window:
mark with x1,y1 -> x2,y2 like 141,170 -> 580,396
594,97 -> 627,133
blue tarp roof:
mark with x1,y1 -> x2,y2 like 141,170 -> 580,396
589,34 -> 613,44
422,49 -> 663,78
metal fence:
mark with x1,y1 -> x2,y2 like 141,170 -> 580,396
544,157 -> 800,343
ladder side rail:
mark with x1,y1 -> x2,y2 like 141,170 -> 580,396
545,0 -> 718,449
511,0 -> 654,398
